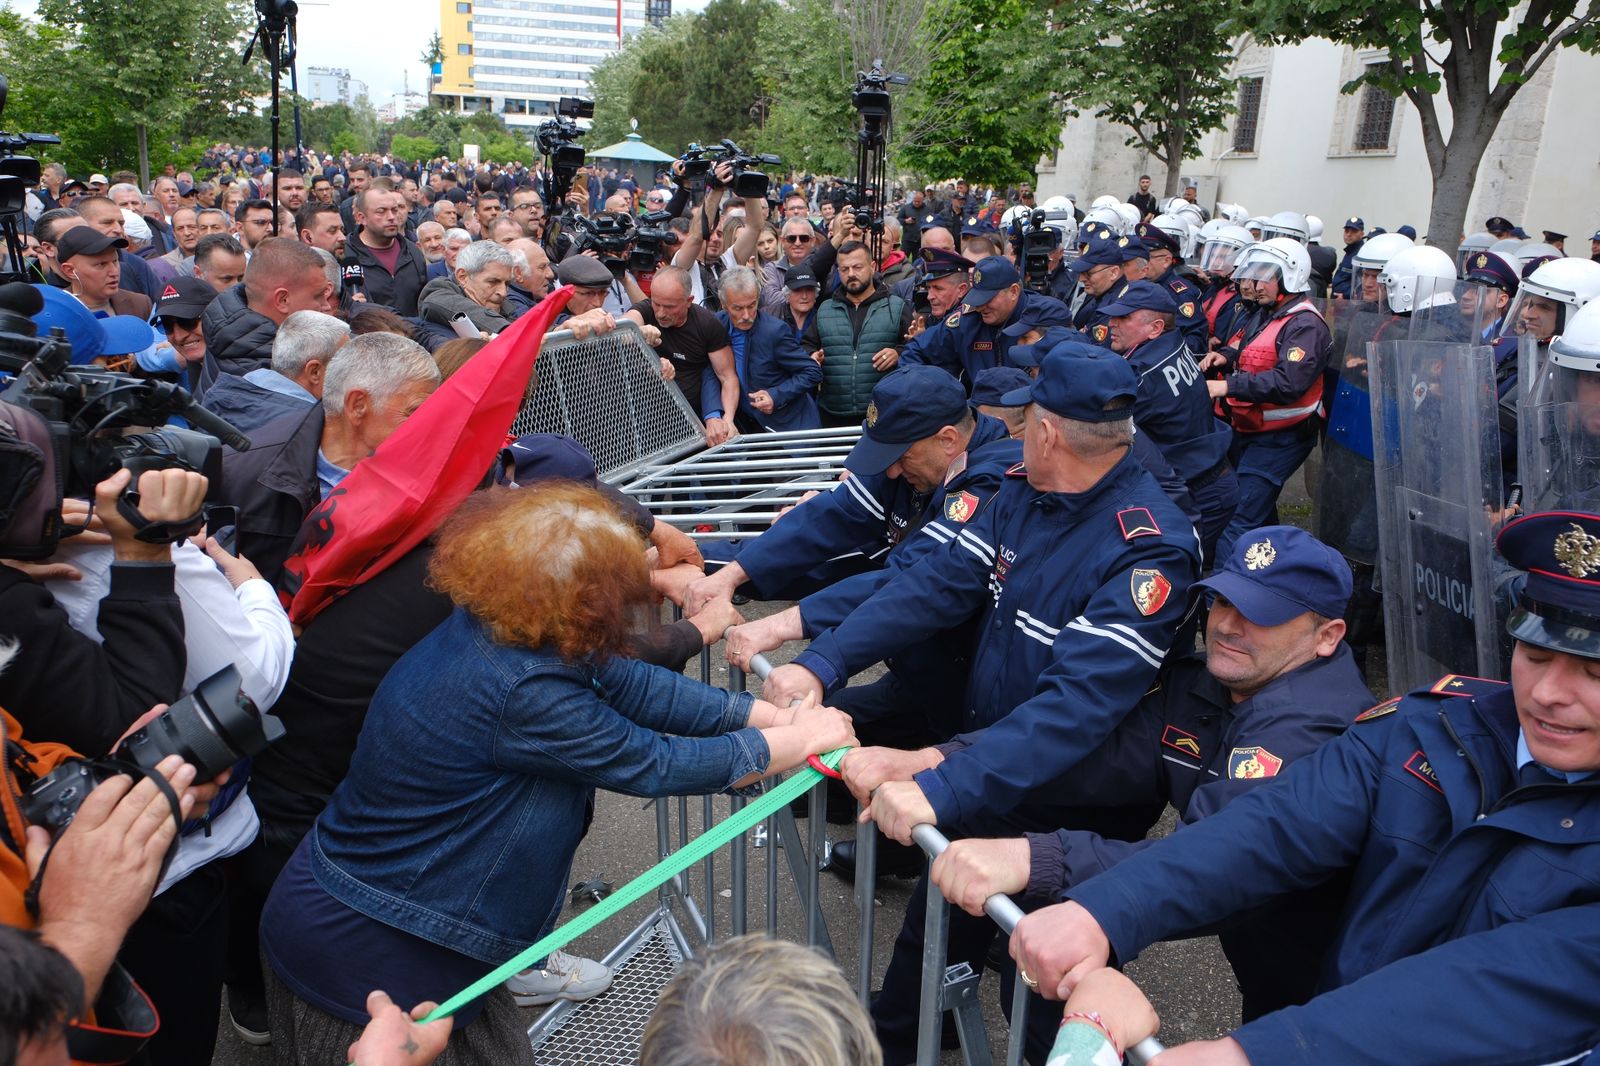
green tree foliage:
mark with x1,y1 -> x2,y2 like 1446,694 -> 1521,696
1049,0 -> 1237,196
761,0 -> 857,176
1238,0 -> 1600,244
297,99 -> 382,156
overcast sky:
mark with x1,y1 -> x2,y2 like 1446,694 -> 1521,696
7,0 -> 709,102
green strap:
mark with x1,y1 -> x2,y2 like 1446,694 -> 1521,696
388,747 -> 849,1040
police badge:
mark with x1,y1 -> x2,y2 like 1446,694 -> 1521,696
1131,568 -> 1172,616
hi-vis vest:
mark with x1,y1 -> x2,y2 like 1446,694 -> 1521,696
1220,297 -> 1324,433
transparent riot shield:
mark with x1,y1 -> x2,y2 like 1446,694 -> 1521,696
1519,335 -> 1600,512
1314,299 -> 1388,564
1370,307 -> 1506,691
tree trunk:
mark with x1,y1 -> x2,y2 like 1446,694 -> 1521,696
136,124 -> 149,189
1424,107 -> 1501,250
1160,124 -> 1185,198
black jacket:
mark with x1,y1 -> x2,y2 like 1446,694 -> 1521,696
219,404 -> 324,587
199,372 -> 315,437
198,283 -> 277,395
0,563 -> 185,754
344,233 -> 428,317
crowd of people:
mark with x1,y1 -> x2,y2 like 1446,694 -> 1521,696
0,137 -> 1598,1066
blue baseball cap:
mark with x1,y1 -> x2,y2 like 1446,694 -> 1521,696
1115,234 -> 1150,263
1343,217 -> 1365,231
1398,224 -> 1418,240
498,433 -> 598,487
999,340 -> 1138,421
1067,233 -> 1123,275
98,315 -> 157,356
1007,325 -> 1079,369
1000,298 -> 1074,337
30,285 -> 152,365
1196,525 -> 1353,626
960,215 -> 998,238
1096,279 -> 1179,318
918,213 -> 945,232
1498,511 -> 1600,658
969,366 -> 1033,407
846,366 -> 970,476
963,255 -> 1021,308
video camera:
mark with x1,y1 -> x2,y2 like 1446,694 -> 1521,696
0,75 -> 62,284
568,210 -> 635,278
1008,208 -> 1062,296
680,139 -> 782,201
0,284 -> 251,559
848,64 -> 908,263
630,209 -> 679,273
537,97 -> 594,257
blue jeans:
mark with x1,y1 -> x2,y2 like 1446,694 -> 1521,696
1217,428 -> 1317,562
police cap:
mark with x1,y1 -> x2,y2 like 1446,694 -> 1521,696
1135,223 -> 1181,256
999,297 -> 1074,337
1544,231 -> 1568,244
1343,217 -> 1365,232
960,216 -> 999,238
1196,525 -> 1352,627
1007,325 -> 1078,369
1464,251 -> 1520,294
1095,279 -> 1179,318
999,340 -> 1137,421
920,247 -> 975,281
1067,233 -> 1123,275
846,366 -> 970,476
1116,234 -> 1150,263
918,213 -> 945,232
969,366 -> 1033,407
498,433 -> 599,487
1498,511 -> 1600,658
1485,216 -> 1515,235
963,256 -> 1022,308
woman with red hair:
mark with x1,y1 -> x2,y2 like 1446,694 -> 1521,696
258,483 -> 855,1063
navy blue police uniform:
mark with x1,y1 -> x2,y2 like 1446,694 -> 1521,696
1059,511 -> 1600,1066
1136,222 -> 1209,352
1465,251 -> 1523,494
791,346 -> 1202,1063
1067,231 -> 1127,348
899,255 -> 1071,386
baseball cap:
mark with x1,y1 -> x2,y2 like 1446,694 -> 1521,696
1115,234 -> 1150,263
1343,217 -> 1365,231
87,173 -> 109,186
155,277 -> 218,320
1007,326 -> 1078,369
98,315 -> 158,356
969,366 -> 1033,407
999,298 -> 1073,337
497,433 -> 598,487
60,178 -> 86,194
1095,279 -> 1179,318
963,256 -> 1021,308
1499,511 -> 1600,658
999,340 -> 1138,421
1067,233 -> 1124,275
30,286 -> 154,365
783,264 -> 820,291
1195,525 -> 1353,627
55,227 -> 128,262
845,366 -> 970,476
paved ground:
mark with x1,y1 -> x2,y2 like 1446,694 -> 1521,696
212,464 -> 1353,1064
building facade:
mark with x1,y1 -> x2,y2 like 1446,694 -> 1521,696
304,66 -> 370,108
1036,37 -> 1600,246
431,0 -> 669,131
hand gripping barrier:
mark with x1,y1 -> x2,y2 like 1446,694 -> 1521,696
748,652 -> 1167,1066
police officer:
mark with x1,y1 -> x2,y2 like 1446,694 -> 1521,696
899,254 -> 1071,386
1065,231 -> 1129,346
763,344 -> 1201,1062
893,246 -> 973,334
960,215 -> 1004,260
684,365 -> 1004,612
1202,238 -> 1331,560
969,365 -> 1032,437
1463,249 -> 1520,344
1329,216 -> 1366,299
1100,279 -> 1238,562
1136,221 -> 1208,352
1012,509 -> 1600,1066
934,526 -> 1371,1029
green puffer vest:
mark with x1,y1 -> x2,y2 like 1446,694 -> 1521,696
814,290 -> 906,419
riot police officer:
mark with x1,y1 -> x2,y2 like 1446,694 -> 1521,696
899,254 -> 1071,385
1011,508 -> 1600,1066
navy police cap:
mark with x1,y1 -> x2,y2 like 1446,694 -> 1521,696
961,216 -> 999,238
846,366 -> 970,476
964,255 -> 1022,308
1498,511 -> 1600,659
1095,279 -> 1178,318
920,247 -> 975,281
1343,217 -> 1365,231
999,340 -> 1137,421
1067,233 -> 1124,275
1116,234 -> 1150,263
1000,297 -> 1074,337
1196,525 -> 1353,627
969,366 -> 1033,407
1007,325 -> 1079,368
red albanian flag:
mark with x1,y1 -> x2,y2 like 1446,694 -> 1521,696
279,285 -> 575,626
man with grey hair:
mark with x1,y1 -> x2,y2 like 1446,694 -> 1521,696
415,219 -> 446,264
426,226 -> 472,280
418,238 -> 517,334
715,266 -> 821,431
201,309 -> 351,433
430,198 -> 459,231
220,331 -> 441,583
503,236 -> 552,321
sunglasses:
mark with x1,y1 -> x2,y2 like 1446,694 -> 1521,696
161,315 -> 200,331
783,234 -> 813,244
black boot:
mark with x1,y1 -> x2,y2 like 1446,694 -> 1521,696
826,834 -> 924,881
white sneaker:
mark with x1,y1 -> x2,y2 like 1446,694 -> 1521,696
505,949 -> 614,1006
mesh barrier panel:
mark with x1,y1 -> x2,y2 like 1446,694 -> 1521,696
527,919 -> 684,1065
510,321 -> 704,480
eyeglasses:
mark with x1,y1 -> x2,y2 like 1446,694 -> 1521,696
783,234 -> 813,244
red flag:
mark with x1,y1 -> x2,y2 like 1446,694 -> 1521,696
279,286 -> 575,626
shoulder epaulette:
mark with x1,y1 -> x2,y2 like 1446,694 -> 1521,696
1117,506 -> 1161,541
1425,674 -> 1506,698
1004,461 -> 1028,478
1353,697 -> 1400,723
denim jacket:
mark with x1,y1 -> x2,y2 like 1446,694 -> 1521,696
312,608 -> 768,964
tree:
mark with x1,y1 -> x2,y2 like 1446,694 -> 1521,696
1240,0 -> 1600,245
1050,0 -> 1238,196
421,30 -> 445,91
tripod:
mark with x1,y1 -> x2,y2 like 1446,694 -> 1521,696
244,0 -> 299,234
851,64 -> 906,264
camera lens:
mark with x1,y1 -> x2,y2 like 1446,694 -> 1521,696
120,665 -> 286,780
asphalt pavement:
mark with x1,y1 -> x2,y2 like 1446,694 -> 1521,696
211,465 -> 1337,1064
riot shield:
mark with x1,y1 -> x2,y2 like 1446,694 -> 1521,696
1519,334 -> 1600,512
1314,299 -> 1388,563
1370,307 -> 1506,692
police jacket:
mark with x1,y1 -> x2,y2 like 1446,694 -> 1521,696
1152,267 -> 1209,352
795,450 -> 1200,829
1218,296 -> 1330,432
1123,329 -> 1231,484
901,291 -> 1072,386
1067,678 -> 1600,1066
804,285 -> 910,421
1330,237 -> 1366,299
713,310 -> 822,432
344,232 -> 428,317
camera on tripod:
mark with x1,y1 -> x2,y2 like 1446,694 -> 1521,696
681,140 -> 782,201
0,75 -> 61,284
536,97 -> 593,176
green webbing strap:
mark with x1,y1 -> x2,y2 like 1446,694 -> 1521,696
382,746 -> 850,1043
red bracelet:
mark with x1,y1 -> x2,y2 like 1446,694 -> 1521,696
806,754 -> 843,779
1060,1011 -> 1120,1059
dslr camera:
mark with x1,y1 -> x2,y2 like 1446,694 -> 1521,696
683,139 -> 782,201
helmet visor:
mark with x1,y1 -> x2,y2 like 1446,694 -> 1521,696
1200,239 -> 1241,274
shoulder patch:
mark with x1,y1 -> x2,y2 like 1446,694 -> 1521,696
1353,697 -> 1400,723
1286,345 -> 1306,363
1092,323 -> 1109,343
1161,724 -> 1202,759
945,490 -> 980,523
1178,301 -> 1196,318
1229,746 -> 1283,780
1404,750 -> 1444,794
1428,674 -> 1504,697
1131,568 -> 1172,616
1005,461 -> 1029,478
945,311 -> 962,328
1117,506 -> 1161,541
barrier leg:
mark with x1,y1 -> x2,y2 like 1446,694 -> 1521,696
1004,960 -> 1030,1066
728,662 -> 749,937
702,794 -> 716,943
917,870 -> 948,1066
854,815 -> 876,1008
806,780 -> 827,949
765,777 -> 779,934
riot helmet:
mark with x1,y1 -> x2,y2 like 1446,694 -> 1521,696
1377,245 -> 1459,314
1199,224 -> 1255,276
1083,204 -> 1126,235
1520,301 -> 1600,512
1516,241 -> 1564,267
1114,202 -> 1142,233
1305,215 -> 1325,242
1233,237 -> 1312,294
1149,213 -> 1194,259
1091,194 -> 1121,210
1348,232 -> 1414,303
1244,216 -> 1267,240
1502,257 -> 1600,344
1040,195 -> 1074,213
1259,210 -> 1310,245
1214,202 -> 1249,224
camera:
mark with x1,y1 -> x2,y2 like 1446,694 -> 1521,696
0,284 -> 250,558
912,278 -> 931,317
536,97 -> 594,257
0,75 -> 61,284
22,665 -> 286,838
1008,209 -> 1062,296
569,211 -> 635,278
630,209 -> 679,273
685,139 -> 782,201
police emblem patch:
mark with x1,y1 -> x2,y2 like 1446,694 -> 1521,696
1229,746 -> 1283,780
1475,253 -> 1488,268
945,311 -> 962,328
1404,750 -> 1443,794
1179,301 -> 1196,318
1243,538 -> 1276,570
1161,725 -> 1202,759
1553,522 -> 1600,577
1354,697 -> 1399,723
1286,346 -> 1306,363
1117,507 -> 1161,540
1118,236 -> 1129,247
1131,568 -> 1172,616
924,214 -> 935,224
973,269 -> 985,286
945,491 -> 980,523
967,216 -> 978,226
1093,324 -> 1109,343
865,402 -> 879,428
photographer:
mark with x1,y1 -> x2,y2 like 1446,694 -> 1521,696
670,161 -> 761,306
